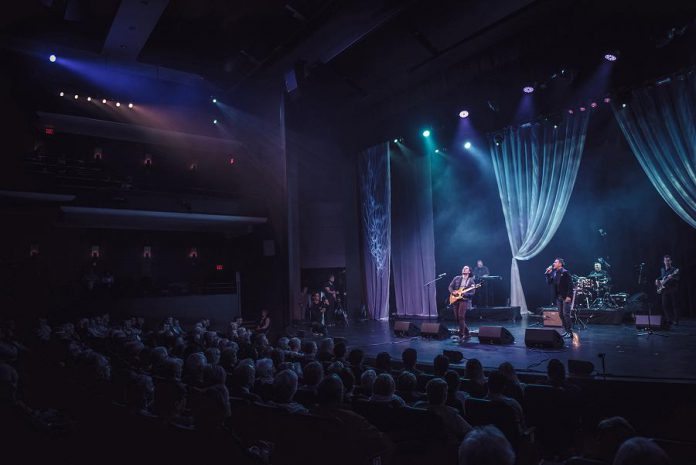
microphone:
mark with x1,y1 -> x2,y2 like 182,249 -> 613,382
545,265 -> 553,274
438,272 -> 447,277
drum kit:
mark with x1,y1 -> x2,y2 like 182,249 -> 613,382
571,273 -> 627,310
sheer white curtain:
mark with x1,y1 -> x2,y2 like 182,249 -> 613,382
613,71 -> 696,228
358,143 -> 391,320
489,113 -> 590,313
391,147 -> 437,317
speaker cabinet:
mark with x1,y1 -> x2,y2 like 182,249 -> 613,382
542,311 -> 563,327
524,328 -> 564,348
635,314 -> 663,329
394,321 -> 420,337
420,322 -> 450,339
477,326 -> 515,345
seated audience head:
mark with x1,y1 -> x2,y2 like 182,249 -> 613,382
498,362 -> 519,383
444,370 -> 461,392
434,354 -> 450,376
596,416 -> 637,463
255,358 -> 275,381
613,437 -> 670,465
301,340 -> 318,357
360,369 -> 377,394
486,370 -> 506,395
203,364 -> 226,387
219,348 -> 238,371
161,357 -> 183,380
547,358 -> 566,386
317,374 -> 344,406
373,373 -> 396,397
458,425 -> 515,465
183,352 -> 208,384
334,341 -> 347,360
288,337 -> 302,352
274,369 -> 299,404
402,348 -> 418,369
425,378 -> 448,405
319,337 -> 334,354
348,348 -> 365,367
375,352 -> 392,373
270,348 -> 285,368
277,336 -> 290,350
465,358 -> 484,382
303,361 -> 324,387
396,371 -> 417,392
232,363 -> 255,389
126,373 -> 155,412
337,367 -> 355,396
204,347 -> 221,365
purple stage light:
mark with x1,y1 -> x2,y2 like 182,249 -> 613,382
523,86 -> 534,94
604,97 -> 611,104
579,107 -> 586,112
604,53 -> 617,62
590,102 -> 598,108
568,109 -> 574,114
458,110 -> 469,119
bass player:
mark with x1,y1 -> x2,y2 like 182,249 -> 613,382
448,265 -> 477,338
655,254 -> 680,326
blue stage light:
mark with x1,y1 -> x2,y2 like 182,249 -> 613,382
422,129 -> 431,138
464,141 -> 472,150
49,54 -> 56,62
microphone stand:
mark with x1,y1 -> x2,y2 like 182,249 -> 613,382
424,274 -> 447,321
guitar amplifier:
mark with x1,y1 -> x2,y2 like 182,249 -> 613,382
542,310 -> 563,327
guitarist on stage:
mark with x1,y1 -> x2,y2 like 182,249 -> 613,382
448,266 -> 477,338
655,254 -> 680,326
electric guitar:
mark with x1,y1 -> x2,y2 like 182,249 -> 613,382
656,268 -> 679,294
449,282 -> 483,304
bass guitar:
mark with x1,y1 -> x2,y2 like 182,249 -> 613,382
656,268 -> 679,294
449,282 -> 482,305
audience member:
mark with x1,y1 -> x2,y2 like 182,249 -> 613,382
434,354 -> 450,377
458,425 -> 515,465
465,358 -> 487,398
401,348 -> 423,375
395,371 -> 425,405
375,351 -> 392,374
485,370 -> 525,431
444,370 -> 468,416
369,373 -> 405,407
271,369 -> 308,414
414,378 -> 472,441
498,361 -> 524,403
613,437 -> 670,465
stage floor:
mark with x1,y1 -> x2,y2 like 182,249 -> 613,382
327,317 -> 696,383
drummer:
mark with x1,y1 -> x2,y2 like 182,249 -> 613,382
588,262 -> 611,287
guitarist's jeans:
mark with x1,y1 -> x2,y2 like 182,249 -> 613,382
453,299 -> 471,335
556,297 -> 572,332
661,287 -> 679,324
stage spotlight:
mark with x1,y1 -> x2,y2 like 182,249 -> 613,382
435,149 -> 440,153
74,94 -> 78,99
102,99 -> 107,104
493,134 -> 503,146
128,103 -> 133,108
212,98 -> 217,103
464,141 -> 472,150
590,102 -> 598,108
621,103 -> 627,108
59,91 -> 64,97
568,109 -> 574,114
523,86 -> 534,94
604,97 -> 611,104
458,110 -> 469,119
579,106 -> 586,112
604,53 -> 617,62
422,129 -> 431,138
116,102 -> 121,107
393,138 -> 398,143
553,124 -> 558,129
213,119 -> 218,124
49,54 -> 56,62
87,97 -> 91,102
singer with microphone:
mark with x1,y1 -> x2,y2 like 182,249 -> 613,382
448,266 -> 477,339
545,258 -> 574,338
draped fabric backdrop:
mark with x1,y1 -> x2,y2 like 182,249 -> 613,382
391,148 -> 438,317
613,71 -> 696,229
489,113 -> 590,313
358,143 -> 391,320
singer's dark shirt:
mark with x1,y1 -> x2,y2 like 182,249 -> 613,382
546,268 -> 573,299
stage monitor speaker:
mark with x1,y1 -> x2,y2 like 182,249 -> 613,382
524,328 -> 564,349
477,326 -> 515,345
421,322 -> 450,339
393,321 -> 420,337
542,311 -> 563,327
568,359 -> 595,376
635,314 -> 663,329
443,350 -> 464,363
